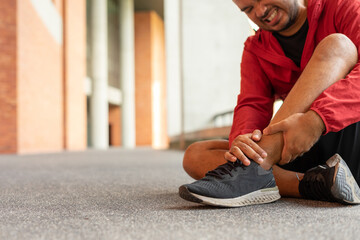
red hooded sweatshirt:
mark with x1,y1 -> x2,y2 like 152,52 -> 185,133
229,0 -> 360,146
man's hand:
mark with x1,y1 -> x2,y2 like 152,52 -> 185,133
224,129 -> 268,166
263,110 -> 325,165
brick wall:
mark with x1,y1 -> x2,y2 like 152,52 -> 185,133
135,11 -> 168,148
63,0 -> 87,150
0,0 -> 17,153
17,0 -> 64,153
135,12 -> 153,146
109,105 -> 121,146
150,12 -> 168,149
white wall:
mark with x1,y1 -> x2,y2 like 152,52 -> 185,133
165,0 -> 251,137
164,0 -> 182,137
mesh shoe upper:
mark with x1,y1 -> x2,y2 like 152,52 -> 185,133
299,164 -> 336,202
183,160 -> 276,199
299,154 -> 360,204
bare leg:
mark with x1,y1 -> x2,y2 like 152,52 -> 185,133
273,165 -> 303,197
183,140 -> 229,180
183,33 -> 358,197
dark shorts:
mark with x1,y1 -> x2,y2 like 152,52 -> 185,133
279,121 -> 360,185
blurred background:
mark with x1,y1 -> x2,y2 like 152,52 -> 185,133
0,0 -> 253,154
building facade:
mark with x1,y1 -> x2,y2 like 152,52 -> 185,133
0,0 -> 251,154
0,0 -> 87,154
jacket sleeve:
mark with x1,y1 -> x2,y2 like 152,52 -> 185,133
229,48 -> 275,146
310,0 -> 360,134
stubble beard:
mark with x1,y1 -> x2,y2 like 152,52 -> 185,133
274,1 -> 300,33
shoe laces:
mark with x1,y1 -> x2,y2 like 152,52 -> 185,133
206,159 -> 245,179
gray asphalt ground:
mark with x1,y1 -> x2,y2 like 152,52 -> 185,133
0,148 -> 359,240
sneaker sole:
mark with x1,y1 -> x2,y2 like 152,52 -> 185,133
179,185 -> 280,207
329,155 -> 360,204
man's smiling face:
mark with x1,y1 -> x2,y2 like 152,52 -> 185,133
233,0 -> 302,35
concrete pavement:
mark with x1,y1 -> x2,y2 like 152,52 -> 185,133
0,148 -> 359,240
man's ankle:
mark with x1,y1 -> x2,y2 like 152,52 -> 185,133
259,159 -> 274,170
257,133 -> 283,170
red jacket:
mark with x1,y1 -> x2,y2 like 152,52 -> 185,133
229,0 -> 360,146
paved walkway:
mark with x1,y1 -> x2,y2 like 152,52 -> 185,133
0,148 -> 359,240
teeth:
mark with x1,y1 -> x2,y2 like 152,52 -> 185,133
267,8 -> 277,22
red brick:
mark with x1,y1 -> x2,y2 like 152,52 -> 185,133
109,105 -> 122,146
135,12 -> 168,148
0,0 -> 17,153
63,0 -> 87,150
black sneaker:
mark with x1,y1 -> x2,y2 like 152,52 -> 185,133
179,160 -> 280,207
299,153 -> 360,204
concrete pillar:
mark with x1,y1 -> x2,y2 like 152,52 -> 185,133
164,0 -> 182,139
90,0 -> 109,149
119,0 -> 136,148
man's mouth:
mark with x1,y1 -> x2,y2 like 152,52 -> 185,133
264,8 -> 278,24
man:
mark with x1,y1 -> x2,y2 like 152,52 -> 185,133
179,0 -> 360,207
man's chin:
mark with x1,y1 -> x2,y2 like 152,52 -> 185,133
268,22 -> 293,34
262,26 -> 285,33
260,21 -> 289,33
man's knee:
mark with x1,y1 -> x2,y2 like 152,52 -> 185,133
183,142 -> 203,174
314,33 -> 358,65
183,140 -> 229,179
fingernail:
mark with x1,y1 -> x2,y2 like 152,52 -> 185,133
258,157 -> 264,163
261,152 -> 267,158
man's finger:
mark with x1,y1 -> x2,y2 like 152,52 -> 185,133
230,146 -> 251,166
263,120 -> 288,135
278,133 -> 290,165
279,147 -> 292,165
245,139 -> 267,159
224,151 -> 237,162
251,129 -> 262,141
280,150 -> 292,165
